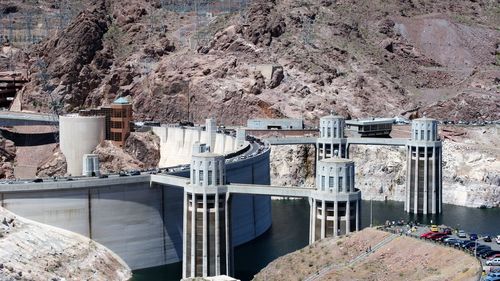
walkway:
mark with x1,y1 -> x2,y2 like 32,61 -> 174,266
304,233 -> 399,281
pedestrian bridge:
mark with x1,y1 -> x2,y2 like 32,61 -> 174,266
264,136 -> 409,147
0,111 -> 58,126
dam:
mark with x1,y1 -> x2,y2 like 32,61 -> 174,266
0,120 -> 272,271
0,114 -> 444,279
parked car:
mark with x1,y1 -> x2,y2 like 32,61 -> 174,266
461,241 -> 477,249
484,235 -> 493,242
457,230 -> 467,238
496,235 -> 500,244
129,170 -> 141,176
442,228 -> 452,235
486,272 -> 500,281
32,178 -> 43,183
470,233 -> 478,241
420,232 -> 435,238
429,233 -> 447,241
430,225 -> 439,232
487,253 -> 500,260
482,250 -> 500,259
451,240 -> 467,247
478,248 -> 493,256
467,245 -> 490,252
119,171 -> 128,177
443,238 -> 461,245
486,258 -> 500,266
99,174 -> 108,178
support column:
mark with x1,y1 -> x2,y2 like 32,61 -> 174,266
308,198 -> 314,244
355,200 -> 359,232
334,200 -> 338,237
346,200 -> 351,234
414,146 -> 419,214
423,146 -> 428,214
215,192 -> 220,276
311,199 -> 316,242
405,146 -> 411,212
182,192 -> 188,279
321,200 -> 326,239
225,194 -> 231,276
438,147 -> 442,213
191,194 -> 196,277
432,146 -> 436,214
202,193 -> 207,277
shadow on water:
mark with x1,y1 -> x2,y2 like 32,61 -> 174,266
132,199 -> 500,281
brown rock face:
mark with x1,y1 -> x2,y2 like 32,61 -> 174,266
36,145 -> 67,178
124,132 -> 160,168
20,0 -> 111,113
93,140 -> 144,173
0,137 -> 16,179
13,0 -> 500,127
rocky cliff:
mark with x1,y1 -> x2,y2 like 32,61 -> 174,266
9,0 -> 499,125
0,206 -> 131,280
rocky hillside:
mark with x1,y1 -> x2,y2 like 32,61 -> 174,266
6,0 -> 498,125
253,228 -> 480,281
0,206 -> 131,280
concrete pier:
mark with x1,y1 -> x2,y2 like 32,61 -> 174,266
183,153 -> 231,278
405,118 -> 442,214
316,113 -> 348,160
310,158 -> 361,243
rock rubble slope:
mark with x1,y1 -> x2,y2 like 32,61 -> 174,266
253,228 -> 480,281
0,206 -> 131,281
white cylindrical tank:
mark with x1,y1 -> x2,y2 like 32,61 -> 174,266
60,115 -> 105,176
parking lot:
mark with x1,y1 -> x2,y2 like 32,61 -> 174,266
381,222 -> 500,278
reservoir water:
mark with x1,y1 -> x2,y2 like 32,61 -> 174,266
131,199 -> 500,281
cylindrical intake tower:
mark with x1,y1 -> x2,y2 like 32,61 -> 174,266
59,115 -> 105,176
317,113 -> 348,160
183,152 -> 231,278
310,157 -> 361,243
405,117 -> 442,214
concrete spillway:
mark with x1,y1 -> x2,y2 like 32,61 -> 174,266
0,127 -> 271,271
153,126 -> 240,167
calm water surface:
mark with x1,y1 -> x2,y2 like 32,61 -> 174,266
132,199 -> 500,281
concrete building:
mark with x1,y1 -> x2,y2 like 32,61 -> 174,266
183,153 -> 230,278
246,118 -> 304,130
317,113 -> 348,159
82,154 -> 100,177
345,118 -> 394,137
79,97 -> 133,147
109,97 -> 133,147
59,115 -> 105,176
310,158 -> 361,243
405,117 -> 442,214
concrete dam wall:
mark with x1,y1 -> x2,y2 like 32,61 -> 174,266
0,144 -> 272,270
152,126 -> 237,167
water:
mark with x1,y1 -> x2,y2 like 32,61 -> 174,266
131,199 -> 500,281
